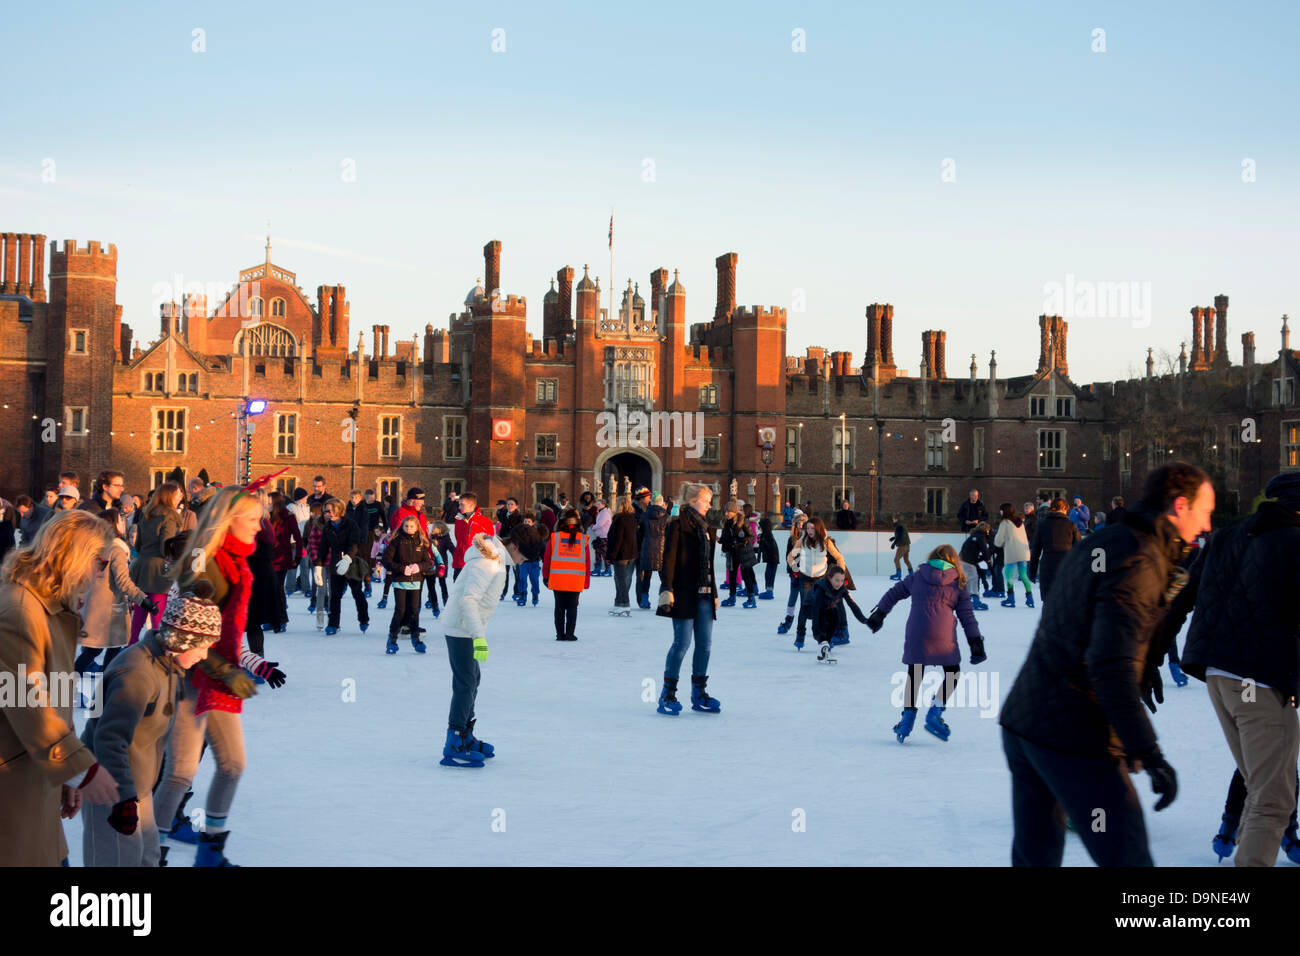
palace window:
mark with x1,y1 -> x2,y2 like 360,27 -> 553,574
248,297 -> 264,318
66,406 -> 88,436
536,379 -> 558,404
1275,377 -> 1295,407
69,329 -> 88,354
832,426 -> 854,468
378,478 -> 401,503
535,434 -> 558,460
925,488 -> 946,517
833,487 -> 854,509
1284,422 -> 1300,468
443,416 -> 465,461
699,384 -> 718,409
785,426 -> 800,467
178,372 -> 198,393
442,479 -> 465,501
785,484 -> 802,510
532,482 -> 556,507
973,427 -> 985,471
925,429 -> 946,470
271,297 -> 286,318
1029,395 -> 1047,417
379,415 -> 401,458
1056,396 -> 1073,417
1119,430 -> 1132,475
143,371 -> 164,392
275,476 -> 297,496
701,437 -> 720,463
1226,424 -> 1241,469
1102,433 -> 1113,461
276,413 -> 297,456
153,408 -> 186,454
234,322 -> 297,357
1038,429 -> 1064,471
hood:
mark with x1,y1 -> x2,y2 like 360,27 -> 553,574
646,504 -> 667,519
917,561 -> 957,587
466,532 -> 509,566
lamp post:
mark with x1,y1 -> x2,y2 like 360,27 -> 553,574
868,459 -> 878,528
761,440 -> 774,520
347,406 -> 359,489
839,411 -> 847,511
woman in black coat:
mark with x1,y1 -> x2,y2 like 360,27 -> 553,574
606,498 -> 640,609
719,505 -> 758,608
655,483 -> 721,715
1028,500 -> 1081,601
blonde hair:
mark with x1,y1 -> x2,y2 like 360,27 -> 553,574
928,543 -> 967,589
678,482 -> 713,507
2,510 -> 113,607
147,481 -> 182,518
619,495 -> 635,515
172,486 -> 264,586
324,499 -> 346,518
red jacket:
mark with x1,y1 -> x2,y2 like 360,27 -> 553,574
392,503 -> 430,541
453,509 -> 496,569
270,514 -> 303,572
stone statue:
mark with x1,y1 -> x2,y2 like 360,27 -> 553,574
747,479 -> 756,499
729,478 -> 738,499
773,477 -> 781,501
580,477 -> 589,494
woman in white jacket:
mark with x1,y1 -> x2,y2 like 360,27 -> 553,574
993,503 -> 1033,609
440,532 -> 508,767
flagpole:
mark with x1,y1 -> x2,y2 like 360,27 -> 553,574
608,208 -> 614,326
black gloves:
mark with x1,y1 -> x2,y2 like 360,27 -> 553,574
1132,749 -> 1178,811
108,797 -> 139,835
260,662 -> 287,689
968,637 -> 987,665
139,598 -> 160,617
866,609 -> 885,633
1141,666 -> 1165,715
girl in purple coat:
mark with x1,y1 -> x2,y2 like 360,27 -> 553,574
866,544 -> 987,743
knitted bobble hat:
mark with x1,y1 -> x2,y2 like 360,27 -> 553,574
158,579 -> 223,652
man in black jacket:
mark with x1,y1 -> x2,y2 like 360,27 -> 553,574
1000,462 -> 1213,866
1163,472 -> 1300,866
1028,497 -> 1080,601
957,489 -> 986,534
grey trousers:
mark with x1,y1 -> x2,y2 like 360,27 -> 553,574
1208,676 -> 1300,867
612,560 -> 635,607
152,694 -> 247,835
445,635 -> 481,733
82,790 -> 160,867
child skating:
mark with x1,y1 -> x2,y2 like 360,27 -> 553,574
866,544 -> 987,742
381,515 -> 439,653
808,566 -> 869,663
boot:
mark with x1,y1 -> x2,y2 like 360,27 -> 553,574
720,595 -> 737,608
411,635 -> 427,653
830,625 -> 850,646
167,790 -> 198,845
690,675 -> 721,713
893,708 -> 917,743
158,846 -> 169,868
971,597 -> 990,611
889,570 -> 903,581
1282,826 -> 1300,865
194,830 -> 239,867
386,635 -> 399,654
924,701 -> 951,741
657,676 -> 682,716
1000,591 -> 1016,608
1025,591 -> 1035,609
777,616 -> 793,634
1212,813 -> 1239,861
440,728 -> 486,768
742,596 -> 758,609
465,718 -> 494,758
1169,658 -> 1189,687
377,596 -> 388,609
759,589 -> 775,600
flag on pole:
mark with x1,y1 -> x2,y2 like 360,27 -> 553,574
608,211 -> 613,250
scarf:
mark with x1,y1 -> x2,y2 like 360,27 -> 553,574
193,532 -> 256,716
682,506 -> 712,588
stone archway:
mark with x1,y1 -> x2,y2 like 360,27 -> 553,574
592,445 -> 663,501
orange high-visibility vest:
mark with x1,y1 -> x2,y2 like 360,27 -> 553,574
548,531 -> 588,592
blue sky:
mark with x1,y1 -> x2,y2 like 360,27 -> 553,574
2,0 -> 1296,384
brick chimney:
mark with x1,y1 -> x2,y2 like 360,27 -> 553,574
650,267 -> 668,327
1052,316 -> 1068,377
1190,306 -> 1209,371
921,331 -> 936,378
865,304 -> 882,372
372,325 -> 382,357
1214,294 -> 1230,368
1204,306 -> 1217,365
15,233 -> 29,296
1242,330 -> 1255,368
714,252 -> 737,323
0,234 -> 11,292
881,304 -> 895,366
484,240 -> 501,305
1037,315 -> 1050,374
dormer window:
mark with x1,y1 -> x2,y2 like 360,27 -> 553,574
1030,395 -> 1047,417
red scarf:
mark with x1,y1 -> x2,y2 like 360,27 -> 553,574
193,532 -> 256,716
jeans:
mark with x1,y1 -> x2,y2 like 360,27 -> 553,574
636,568 -> 655,604
298,553 -> 314,599
764,562 -> 777,590
390,586 -> 422,637
592,538 -> 608,573
664,597 -> 715,681
1002,727 -> 1153,866
329,572 -> 369,629
517,561 -> 540,599
444,636 -> 481,733
795,574 -> 818,637
612,560 -> 635,607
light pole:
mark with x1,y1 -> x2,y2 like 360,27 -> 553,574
761,440 -> 774,520
347,406 -> 359,490
868,459 -> 877,528
839,412 -> 847,511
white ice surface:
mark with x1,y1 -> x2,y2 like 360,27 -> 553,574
64,569 -> 1276,866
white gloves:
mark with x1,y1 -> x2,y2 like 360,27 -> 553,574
335,555 -> 351,576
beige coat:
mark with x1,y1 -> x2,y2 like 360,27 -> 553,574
0,582 -> 97,866
995,518 -> 1032,566
80,538 -> 148,649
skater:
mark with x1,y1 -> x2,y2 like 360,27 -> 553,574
607,494 -> 639,610
776,512 -> 808,633
128,482 -> 184,644
268,494 -> 303,620
152,484 -> 288,867
790,517 -> 850,650
866,544 -> 986,741
439,531 -> 507,766
590,498 -> 612,576
809,566 -> 870,662
288,487 -> 312,597
719,503 -> 759,609
312,499 -> 370,636
452,492 -> 495,582
429,521 -> 453,607
1161,471 -> 1300,867
244,492 -> 287,655
999,462 -> 1212,866
1068,495 -> 1091,536
512,512 -> 546,606
543,509 -> 591,640
993,503 -> 1034,608
498,497 -> 524,600
1028,498 -> 1079,602
80,582 -> 221,867
1207,768 -> 1300,863
303,500 -> 326,613
757,516 -> 779,599
655,483 -> 721,715
0,511 -> 122,866
958,522 -> 994,611
889,516 -> 913,579
382,515 -> 439,653
636,493 -> 670,609
76,508 -> 156,681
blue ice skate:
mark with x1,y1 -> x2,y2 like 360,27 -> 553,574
893,708 -> 917,743
720,596 -> 737,607
690,676 -> 721,713
971,598 -> 990,611
889,570 -> 903,581
440,728 -> 486,768
657,676 -> 682,716
1000,593 -> 1016,608
924,702 -> 951,741
1282,827 -> 1300,865
777,617 -> 793,634
194,830 -> 239,867
1025,591 -> 1035,609
377,596 -> 388,609
1213,814 -> 1239,861
830,625 -> 850,646
465,718 -> 494,757
1169,658 -> 1189,687
742,596 -> 758,609
386,635 -> 399,654
759,589 -> 775,600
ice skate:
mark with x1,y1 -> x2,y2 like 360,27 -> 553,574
816,641 -> 837,664
657,677 -> 682,715
440,728 -> 486,768
893,708 -> 917,743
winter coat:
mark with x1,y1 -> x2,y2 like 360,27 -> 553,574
512,524 -> 546,563
720,516 -> 758,568
538,507 -> 558,534
312,516 -> 366,569
1068,503 -> 1091,535
994,518 -> 1031,565
809,576 -> 868,641
1028,511 -> 1080,595
759,528 -> 780,564
78,630 -> 183,804
362,500 -> 387,534
1170,501 -> 1300,702
453,510 -> 496,569
875,561 -> 982,666
999,504 -> 1183,759
431,530 -> 453,566
288,499 -> 311,534
441,535 -> 507,639
393,503 -> 430,541
890,524 -> 910,549
245,519 -> 286,631
639,504 -> 670,571
834,508 -> 858,530
607,512 -> 640,562
382,530 -> 438,583
441,497 -> 459,525
592,507 -> 612,541
0,581 -> 98,866
270,513 -> 303,573
130,510 -> 182,594
790,537 -> 848,580
19,502 -> 53,544
957,499 -> 987,531
658,507 -> 718,620
499,509 -> 524,543
959,529 -> 993,567
80,538 -> 148,649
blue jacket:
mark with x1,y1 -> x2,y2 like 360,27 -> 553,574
1068,503 -> 1091,534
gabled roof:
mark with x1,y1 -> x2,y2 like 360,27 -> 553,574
126,331 -> 222,371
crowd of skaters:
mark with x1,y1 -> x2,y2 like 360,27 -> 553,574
2,458 -> 1300,868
